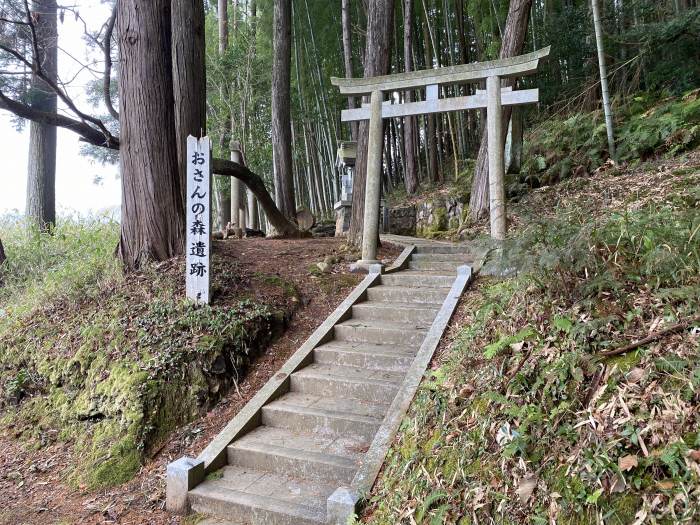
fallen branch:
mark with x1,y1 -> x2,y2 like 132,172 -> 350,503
598,316 -> 700,358
582,364 -> 606,408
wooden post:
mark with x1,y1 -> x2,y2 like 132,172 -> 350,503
358,90 -> 384,266
487,75 -> 506,241
230,141 -> 243,238
186,135 -> 212,304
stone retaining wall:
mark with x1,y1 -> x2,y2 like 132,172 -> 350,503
386,195 -> 468,238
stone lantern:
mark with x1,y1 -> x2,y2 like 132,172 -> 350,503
334,141 -> 356,236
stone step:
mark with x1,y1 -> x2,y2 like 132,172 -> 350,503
414,244 -> 471,254
351,301 -> 439,324
189,466 -> 331,525
334,319 -> 428,346
314,341 -> 415,371
366,285 -> 447,305
411,253 -> 475,263
408,260 -> 465,272
227,426 -> 362,485
380,272 -> 454,288
290,363 -> 402,403
262,394 -> 383,442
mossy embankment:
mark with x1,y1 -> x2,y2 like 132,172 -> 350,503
0,221 -> 351,490
362,142 -> 700,519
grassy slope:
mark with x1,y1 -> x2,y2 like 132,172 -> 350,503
363,136 -> 700,520
0,221 -> 297,490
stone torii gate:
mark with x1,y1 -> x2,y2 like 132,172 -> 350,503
331,46 -> 550,270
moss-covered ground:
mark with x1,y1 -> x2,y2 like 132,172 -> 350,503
362,148 -> 700,520
0,221 -> 359,494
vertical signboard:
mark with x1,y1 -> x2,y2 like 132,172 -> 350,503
186,135 -> 211,304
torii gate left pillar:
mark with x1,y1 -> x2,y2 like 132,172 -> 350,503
357,90 -> 384,266
332,46 -> 550,271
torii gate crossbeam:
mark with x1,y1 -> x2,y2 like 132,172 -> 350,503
331,46 -> 550,271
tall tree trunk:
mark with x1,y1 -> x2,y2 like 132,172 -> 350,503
26,0 -> 57,232
403,0 -> 419,194
117,0 -> 185,268
348,0 -> 394,248
271,0 -> 296,228
172,0 -> 207,201
591,0 -> 616,158
216,0 -> 231,230
0,238 -> 5,267
341,0 -> 358,140
469,0 -> 533,220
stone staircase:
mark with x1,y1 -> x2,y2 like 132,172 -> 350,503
174,244 -> 476,525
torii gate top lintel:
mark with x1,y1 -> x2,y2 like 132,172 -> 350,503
330,46 -> 550,96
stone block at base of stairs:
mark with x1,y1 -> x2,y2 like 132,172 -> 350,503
327,486 -> 360,525
166,456 -> 204,514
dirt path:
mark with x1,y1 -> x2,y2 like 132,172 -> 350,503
0,237 -> 400,525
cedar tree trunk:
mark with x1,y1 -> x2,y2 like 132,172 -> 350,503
172,0 -> 207,204
117,0 -> 185,268
271,0 -> 296,229
26,0 -> 58,232
403,0 -> 419,194
469,0 -> 533,219
348,0 -> 394,248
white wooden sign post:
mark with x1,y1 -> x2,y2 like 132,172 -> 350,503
186,135 -> 212,305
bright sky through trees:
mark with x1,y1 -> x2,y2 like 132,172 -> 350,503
0,0 -> 119,217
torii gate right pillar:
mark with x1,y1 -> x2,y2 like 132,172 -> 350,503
487,75 -> 506,241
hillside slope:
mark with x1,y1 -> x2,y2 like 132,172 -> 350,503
363,148 -> 700,524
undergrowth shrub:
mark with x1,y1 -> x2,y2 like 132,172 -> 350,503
0,215 -> 121,315
522,91 -> 700,188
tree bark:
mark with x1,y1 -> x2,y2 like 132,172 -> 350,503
341,0 -> 358,140
216,0 -> 231,229
117,0 -> 185,269
26,0 -> 58,232
469,0 -> 533,220
0,238 -> 5,267
271,0 -> 296,229
402,0 -> 419,194
348,0 -> 394,248
172,0 -> 207,205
